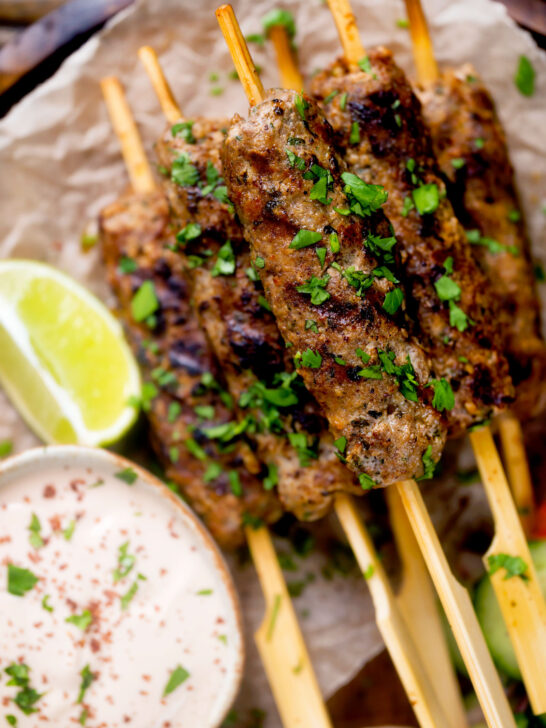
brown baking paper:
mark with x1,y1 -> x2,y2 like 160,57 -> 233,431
0,0 -> 545,726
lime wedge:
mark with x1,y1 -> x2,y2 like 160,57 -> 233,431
0,260 -> 141,446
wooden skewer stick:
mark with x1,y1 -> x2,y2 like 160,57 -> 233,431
217,7 -> 460,728
397,480 -> 516,728
386,487 -> 469,728
266,23 -> 466,728
498,413 -> 535,536
136,47 -> 332,728
325,0 -> 365,70
404,0 -> 438,86
269,25 -> 304,91
325,0 -> 519,724
404,0 -> 546,712
101,77 -> 156,194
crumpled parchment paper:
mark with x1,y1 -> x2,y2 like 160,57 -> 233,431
0,0 -> 545,726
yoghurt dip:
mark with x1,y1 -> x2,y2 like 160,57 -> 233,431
0,446 -> 244,727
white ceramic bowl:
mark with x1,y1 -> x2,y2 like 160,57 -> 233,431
0,445 -> 244,728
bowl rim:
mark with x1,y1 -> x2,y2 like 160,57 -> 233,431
0,443 -> 245,728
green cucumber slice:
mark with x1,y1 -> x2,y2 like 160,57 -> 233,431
474,540 -> 546,679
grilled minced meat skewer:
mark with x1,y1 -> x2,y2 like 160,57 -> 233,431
223,89 -> 447,487
100,189 -> 281,548
416,65 -> 546,420
310,49 -> 515,437
155,116 -> 361,519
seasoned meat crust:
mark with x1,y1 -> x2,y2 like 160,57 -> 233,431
156,117 -> 361,519
99,190 -> 281,548
417,64 -> 546,420
311,49 -> 515,437
223,89 -> 446,486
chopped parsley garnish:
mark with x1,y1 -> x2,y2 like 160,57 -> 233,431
334,437 -> 347,454
5,664 -> 43,716
342,266 -> 374,296
63,519 -> 76,541
28,514 -> 43,549
118,255 -> 137,274
315,247 -> 327,267
334,356 -> 346,365
77,664 -> 95,704
304,163 -> 334,205
401,196 -> 415,217
171,152 -> 199,187
379,350 -> 419,402
228,470 -> 243,497
466,229 -> 518,256
289,229 -> 322,249
475,137 -> 484,149
254,256 -> 265,268
359,473 -> 376,490
246,33 -> 265,46
329,232 -> 340,253
0,440 -> 13,458
114,467 -> 138,485
433,257 -> 471,332
323,89 -> 339,104
203,462 -> 222,483
258,295 -> 271,311
417,445 -> 436,481
262,8 -> 296,39
171,120 -> 195,143
41,594 -> 53,612
363,565 -> 374,579
297,274 -> 330,305
131,281 -> 159,323
488,553 -> 529,581
298,349 -> 322,368
339,92 -> 348,111
396,18 -> 409,28
7,565 -> 38,596
508,209 -> 521,223
65,610 -> 92,631
286,149 -> 306,170
263,463 -> 278,491
358,56 -> 372,73
168,401 -> 182,423
211,240 -> 236,277
163,665 -> 190,696
305,319 -> 318,333
151,367 -> 177,388
194,404 -> 214,420
266,594 -> 282,641
364,234 -> 397,265
349,121 -> 360,144
176,222 -> 201,247
427,378 -> 455,412
358,364 -> 383,380
514,55 -> 535,97
412,183 -> 439,214
113,541 -> 136,582
120,573 -> 146,610
5,715 -> 17,725
382,288 -> 404,315
451,158 -> 465,169
288,432 -> 319,467
197,588 -> 213,595
294,92 -> 309,120
342,173 -> 388,216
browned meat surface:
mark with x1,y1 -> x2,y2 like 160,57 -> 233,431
417,64 -> 546,420
223,89 -> 446,487
156,117 -> 361,518
311,49 -> 514,437
99,189 -> 281,548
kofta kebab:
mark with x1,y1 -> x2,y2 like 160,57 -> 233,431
216,1 -> 546,724
100,57 -> 458,728
306,0 -> 546,713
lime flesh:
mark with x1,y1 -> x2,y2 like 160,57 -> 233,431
0,260 -> 141,446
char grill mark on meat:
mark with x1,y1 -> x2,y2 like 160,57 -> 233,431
99,190 -> 281,548
311,49 -> 515,437
416,64 -> 546,420
155,117 -> 362,519
223,89 -> 446,486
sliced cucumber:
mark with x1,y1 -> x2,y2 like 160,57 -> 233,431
474,540 -> 546,680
